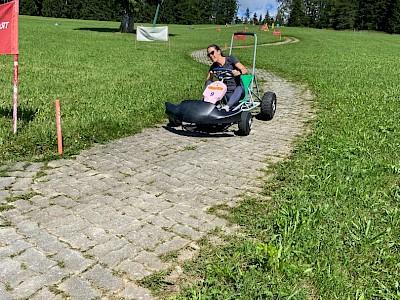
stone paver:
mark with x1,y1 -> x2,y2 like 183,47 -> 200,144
0,39 -> 313,299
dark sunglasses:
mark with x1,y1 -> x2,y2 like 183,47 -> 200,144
207,50 -> 215,57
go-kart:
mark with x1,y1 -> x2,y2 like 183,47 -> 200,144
165,32 -> 277,136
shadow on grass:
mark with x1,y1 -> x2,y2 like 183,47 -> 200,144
74,27 -> 178,37
74,27 -> 123,33
0,107 -> 38,123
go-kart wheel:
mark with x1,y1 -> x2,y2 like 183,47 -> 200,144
238,111 -> 253,136
260,91 -> 277,120
168,117 -> 182,127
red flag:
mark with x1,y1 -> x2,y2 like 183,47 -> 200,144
0,0 -> 19,55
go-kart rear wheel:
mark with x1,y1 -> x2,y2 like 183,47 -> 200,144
238,111 -> 253,136
260,91 -> 277,120
168,117 -> 182,127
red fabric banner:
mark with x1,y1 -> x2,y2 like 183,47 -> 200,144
234,34 -> 246,40
273,30 -> 281,36
0,0 -> 19,55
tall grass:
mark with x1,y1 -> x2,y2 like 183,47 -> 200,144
172,29 -> 400,299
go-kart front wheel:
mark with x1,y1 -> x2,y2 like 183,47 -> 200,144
260,91 -> 277,120
238,111 -> 253,136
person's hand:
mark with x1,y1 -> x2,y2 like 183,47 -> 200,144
232,70 -> 241,76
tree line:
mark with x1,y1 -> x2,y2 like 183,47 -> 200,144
276,0 -> 400,33
16,0 -> 240,25
5,0 -> 400,34
18,0 -> 136,22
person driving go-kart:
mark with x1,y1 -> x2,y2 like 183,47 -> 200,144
205,44 -> 247,111
165,32 -> 276,136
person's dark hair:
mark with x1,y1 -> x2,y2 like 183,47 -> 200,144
207,44 -> 225,57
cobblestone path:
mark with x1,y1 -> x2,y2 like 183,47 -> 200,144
0,39 -> 313,299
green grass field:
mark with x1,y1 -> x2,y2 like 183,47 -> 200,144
1,17 -> 400,298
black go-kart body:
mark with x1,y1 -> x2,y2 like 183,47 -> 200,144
165,99 -> 254,136
165,100 -> 242,125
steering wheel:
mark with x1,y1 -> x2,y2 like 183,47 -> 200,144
212,68 -> 234,80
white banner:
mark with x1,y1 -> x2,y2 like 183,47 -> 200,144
137,26 -> 168,42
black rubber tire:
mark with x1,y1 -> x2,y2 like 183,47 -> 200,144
260,91 -> 277,120
168,117 -> 182,127
238,111 -> 253,136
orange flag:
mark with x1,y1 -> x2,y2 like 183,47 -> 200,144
0,0 -> 19,55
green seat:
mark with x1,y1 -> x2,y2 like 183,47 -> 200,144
240,74 -> 254,102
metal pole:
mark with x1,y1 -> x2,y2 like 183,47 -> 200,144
152,3 -> 160,27
12,54 -> 18,134
12,0 -> 19,134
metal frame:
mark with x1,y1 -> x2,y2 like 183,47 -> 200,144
229,32 -> 262,112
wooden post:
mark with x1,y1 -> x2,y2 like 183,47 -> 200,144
55,100 -> 63,155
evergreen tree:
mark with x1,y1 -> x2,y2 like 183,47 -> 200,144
332,0 -> 357,29
191,0 -> 212,24
159,0 -> 177,23
263,10 -> 270,24
20,0 -> 38,15
252,12 -> 257,24
68,0 -> 83,19
214,0 -> 237,24
245,7 -> 250,23
274,0 -> 400,33
304,0 -> 321,27
355,0 -> 376,30
377,0 -> 392,31
176,1 -> 197,25
277,0 -> 292,25
288,0 -> 304,26
386,0 -> 400,33
34,0 -> 43,15
135,1 -> 156,23
317,0 -> 335,28
41,0 -> 64,18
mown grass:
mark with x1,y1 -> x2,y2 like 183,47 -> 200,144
170,29 -> 400,299
1,17 -> 399,298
